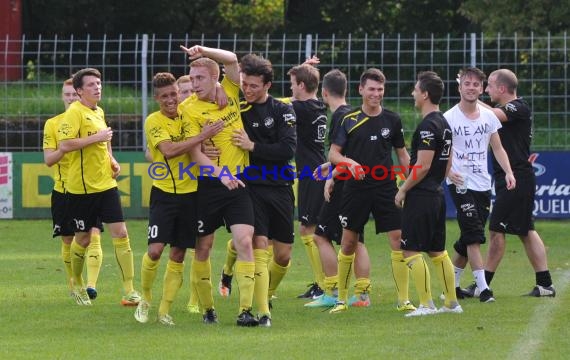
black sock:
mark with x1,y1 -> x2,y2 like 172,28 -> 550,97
536,271 -> 552,287
485,270 -> 495,286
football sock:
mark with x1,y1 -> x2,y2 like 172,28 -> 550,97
141,252 -> 160,302
188,249 -> 199,308
485,270 -> 495,286
432,251 -> 458,307
324,275 -> 339,297
536,270 -> 553,287
253,249 -> 270,314
337,250 -> 355,303
268,259 -> 290,298
311,239 -> 325,288
113,237 -> 135,294
405,253 -> 432,307
301,234 -> 323,286
70,239 -> 87,288
391,250 -> 410,303
454,265 -> 464,288
222,239 -> 237,276
193,257 -> 214,310
473,269 -> 489,291
86,232 -> 103,289
61,241 -> 72,288
354,277 -> 371,296
158,260 -> 184,316
235,260 -> 256,312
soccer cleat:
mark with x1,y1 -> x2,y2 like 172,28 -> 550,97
134,300 -> 150,323
348,292 -> 371,307
397,301 -> 416,312
203,308 -> 218,324
158,313 -> 175,326
526,285 -> 556,297
438,304 -> 464,314
304,294 -> 338,308
439,287 -> 471,301
463,282 -> 480,298
258,314 -> 272,327
121,290 -> 142,306
218,270 -> 233,297
329,301 -> 348,314
297,283 -> 324,299
86,287 -> 98,300
71,288 -> 92,306
479,288 -> 496,303
187,303 -> 201,314
405,305 -> 438,317
237,309 -> 259,327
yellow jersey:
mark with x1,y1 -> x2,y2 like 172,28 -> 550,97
56,101 -> 117,194
180,77 -> 248,176
145,110 -> 197,193
43,113 -> 69,193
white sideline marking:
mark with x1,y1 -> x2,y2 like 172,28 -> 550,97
507,271 -> 570,360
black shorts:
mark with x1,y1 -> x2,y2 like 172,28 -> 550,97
315,181 -> 364,245
51,190 -> 75,237
489,174 -> 535,235
248,185 -> 295,244
448,184 -> 491,257
339,182 -> 402,234
297,178 -> 325,225
196,177 -> 254,236
66,188 -> 123,233
401,190 -> 446,252
147,186 -> 197,249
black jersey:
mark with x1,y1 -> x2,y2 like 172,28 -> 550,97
328,104 -> 352,145
491,97 -> 533,177
241,95 -> 297,186
333,107 -> 406,187
293,99 -> 327,172
409,111 -> 452,194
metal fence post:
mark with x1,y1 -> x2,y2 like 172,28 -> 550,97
141,34 -> 148,151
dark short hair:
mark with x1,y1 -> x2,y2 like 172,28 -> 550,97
240,54 -> 273,84
72,68 -> 101,90
322,69 -> 347,98
360,68 -> 385,87
417,71 -> 444,104
287,64 -> 320,93
152,72 -> 177,94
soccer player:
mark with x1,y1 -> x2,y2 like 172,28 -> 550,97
180,45 -> 258,326
43,78 -> 104,300
177,75 -> 193,101
134,72 -> 223,326
305,69 -> 375,308
478,69 -> 556,297
57,68 -> 140,306
395,71 -> 461,317
287,63 -> 327,299
328,68 -> 411,314
226,53 -> 297,326
444,67 -> 515,303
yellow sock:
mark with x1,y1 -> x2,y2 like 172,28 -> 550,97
268,259 -> 290,298
86,233 -> 103,288
324,275 -> 338,297
311,240 -> 325,288
61,242 -> 72,288
301,234 -> 322,285
267,244 -> 274,264
337,250 -> 355,302
391,250 -> 410,303
253,249 -> 270,314
192,258 -> 214,310
188,249 -> 199,308
141,252 -> 160,302
405,254 -> 432,307
431,251 -> 458,307
70,240 -> 86,288
113,237 -> 135,294
235,260 -> 256,312
354,277 -> 371,296
158,260 -> 184,316
223,239 -> 237,276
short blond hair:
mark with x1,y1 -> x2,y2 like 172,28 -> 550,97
190,58 -> 220,80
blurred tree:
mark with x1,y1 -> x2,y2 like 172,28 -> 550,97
460,0 -> 570,34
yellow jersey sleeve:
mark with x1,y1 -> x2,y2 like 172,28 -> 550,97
43,113 -> 69,193
144,111 -> 197,193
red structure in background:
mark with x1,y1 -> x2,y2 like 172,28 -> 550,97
0,0 -> 22,81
